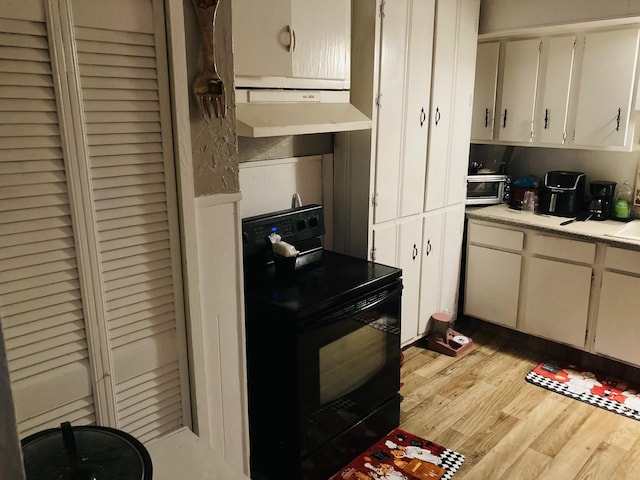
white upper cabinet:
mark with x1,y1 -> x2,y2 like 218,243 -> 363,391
373,0 -> 410,224
471,42 -> 499,142
473,21 -> 640,151
536,35 -> 576,145
497,38 -> 541,143
425,0 -> 480,210
399,0 -> 435,218
373,0 -> 435,224
572,28 -> 640,149
232,0 -> 350,88
423,0 -> 457,213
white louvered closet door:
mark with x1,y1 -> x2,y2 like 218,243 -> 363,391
0,0 -> 190,443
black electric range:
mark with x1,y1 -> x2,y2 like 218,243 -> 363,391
242,205 -> 403,480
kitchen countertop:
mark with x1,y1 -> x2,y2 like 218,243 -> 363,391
466,204 -> 640,251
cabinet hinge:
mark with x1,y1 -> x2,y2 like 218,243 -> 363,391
539,40 -> 542,52
371,192 -> 378,207
375,93 -> 382,108
582,37 -> 587,49
379,0 -> 385,17
370,247 -> 376,262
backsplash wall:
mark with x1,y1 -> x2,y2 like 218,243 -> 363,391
470,144 -> 640,216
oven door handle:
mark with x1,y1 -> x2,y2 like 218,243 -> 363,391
300,281 -> 403,331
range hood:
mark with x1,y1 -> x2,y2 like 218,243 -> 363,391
235,89 -> 372,138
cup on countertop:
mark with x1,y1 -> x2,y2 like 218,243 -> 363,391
522,190 -> 538,214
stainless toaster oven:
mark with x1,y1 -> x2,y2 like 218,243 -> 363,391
466,174 -> 511,206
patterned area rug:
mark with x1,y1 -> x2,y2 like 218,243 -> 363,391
329,428 -> 465,480
526,359 -> 640,420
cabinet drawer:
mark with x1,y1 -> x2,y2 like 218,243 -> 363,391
605,247 -> 640,275
529,234 -> 595,264
468,222 -> 524,251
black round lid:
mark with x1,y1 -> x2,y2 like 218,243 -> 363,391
21,422 -> 152,480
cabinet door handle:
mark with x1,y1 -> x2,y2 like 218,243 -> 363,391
503,109 -> 508,128
412,243 -> 418,260
544,109 -> 549,130
287,25 -> 296,53
426,239 -> 432,256
419,107 -> 426,126
484,108 -> 489,128
616,107 -> 622,131
435,107 -> 441,126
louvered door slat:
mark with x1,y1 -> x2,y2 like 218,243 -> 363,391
110,311 -> 174,341
93,182 -> 166,200
75,26 -> 154,47
84,110 -> 160,124
96,203 -> 168,223
0,225 -> 72,248
0,205 -> 71,225
2,259 -> 78,286
101,249 -> 171,273
0,183 -> 67,200
87,122 -> 160,136
0,72 -> 52,86
0,248 -> 75,273
82,76 -> 158,90
0,59 -> 51,75
0,13 -> 95,436
2,299 -> 83,330
0,113 -> 57,128
6,319 -> 84,350
0,268 -> 77,296
1,277 -> 79,307
102,257 -> 171,285
119,384 -> 180,418
96,200 -> 167,220
19,397 -> 94,437
92,162 -> 165,177
7,310 -> 83,339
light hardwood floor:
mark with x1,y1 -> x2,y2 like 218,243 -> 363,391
399,319 -> 640,480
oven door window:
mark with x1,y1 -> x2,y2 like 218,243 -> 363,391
297,282 -> 401,456
467,180 -> 500,199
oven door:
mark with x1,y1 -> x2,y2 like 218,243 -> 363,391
297,279 -> 402,456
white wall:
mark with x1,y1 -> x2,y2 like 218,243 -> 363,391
480,0 -> 640,33
238,154 -> 335,248
471,144 -> 639,191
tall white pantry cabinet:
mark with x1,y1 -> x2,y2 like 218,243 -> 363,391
334,0 -> 480,346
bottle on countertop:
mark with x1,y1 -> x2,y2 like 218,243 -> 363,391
614,181 -> 633,220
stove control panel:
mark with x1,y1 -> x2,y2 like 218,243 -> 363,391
242,204 -> 325,256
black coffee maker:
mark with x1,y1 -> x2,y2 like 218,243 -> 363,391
588,180 -> 617,220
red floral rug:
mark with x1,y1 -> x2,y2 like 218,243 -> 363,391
329,428 -> 464,480
526,359 -> 640,420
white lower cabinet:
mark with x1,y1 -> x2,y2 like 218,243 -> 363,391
465,244 -> 522,328
593,248 -> 640,366
464,222 -> 523,328
419,205 -> 465,336
465,219 -> 640,367
521,234 -> 595,348
372,218 -> 423,346
521,257 -> 592,348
